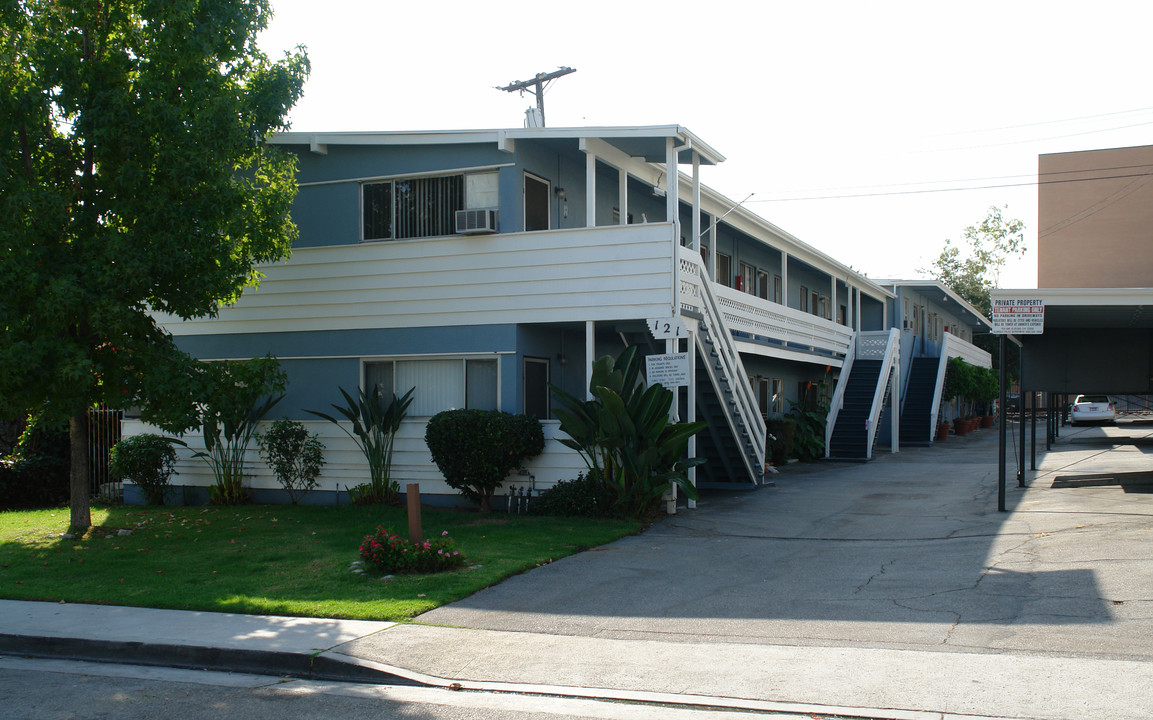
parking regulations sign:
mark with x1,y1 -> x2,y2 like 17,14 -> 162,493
992,297 -> 1044,335
645,352 -> 690,387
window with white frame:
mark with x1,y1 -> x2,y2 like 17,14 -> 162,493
799,285 -> 810,312
773,274 -> 782,304
739,262 -> 755,295
716,252 -> 732,287
363,357 -> 498,416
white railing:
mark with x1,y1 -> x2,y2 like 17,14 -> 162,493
944,333 -> 992,368
688,261 -> 767,484
158,223 -> 681,336
863,328 -> 901,459
678,249 -> 853,359
824,334 -> 857,456
927,334 -> 993,437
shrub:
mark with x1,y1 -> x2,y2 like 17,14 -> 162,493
192,358 -> 286,505
765,418 -> 796,466
787,381 -> 829,462
108,434 -> 177,505
257,419 -> 325,504
425,410 -> 545,512
308,387 -> 413,506
358,527 -> 466,574
551,347 -> 706,518
0,416 -> 70,510
530,472 -> 615,517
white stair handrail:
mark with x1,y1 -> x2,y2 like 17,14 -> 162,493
865,328 -> 901,459
694,264 -> 766,481
824,334 -> 857,458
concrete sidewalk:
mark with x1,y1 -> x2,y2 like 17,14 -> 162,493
3,424 -> 1152,720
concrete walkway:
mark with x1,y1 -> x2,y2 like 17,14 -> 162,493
3,424 -> 1152,720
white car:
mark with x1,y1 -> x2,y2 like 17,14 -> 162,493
1070,395 -> 1114,425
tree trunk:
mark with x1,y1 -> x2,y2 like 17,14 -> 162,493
69,412 -> 91,532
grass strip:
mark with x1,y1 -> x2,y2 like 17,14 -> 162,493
0,505 -> 639,621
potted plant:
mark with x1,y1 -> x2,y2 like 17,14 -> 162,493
936,420 -> 951,441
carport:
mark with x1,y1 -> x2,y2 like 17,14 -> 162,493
992,287 -> 1153,509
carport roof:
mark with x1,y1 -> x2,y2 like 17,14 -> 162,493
990,287 -> 1153,329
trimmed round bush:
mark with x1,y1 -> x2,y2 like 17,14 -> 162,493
425,409 -> 545,511
108,434 -> 177,505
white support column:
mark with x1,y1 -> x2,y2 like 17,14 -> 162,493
687,329 -> 697,510
666,137 -> 680,316
665,336 -> 679,515
781,250 -> 789,307
855,289 -> 862,331
691,152 -> 701,251
830,276 -> 837,321
585,320 -> 595,401
618,168 -> 628,225
891,360 -> 901,453
585,151 -> 597,228
709,221 -> 717,281
847,285 -> 855,328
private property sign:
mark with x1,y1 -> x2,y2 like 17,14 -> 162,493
992,297 -> 1045,335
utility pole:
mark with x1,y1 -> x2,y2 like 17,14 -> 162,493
496,67 -> 576,127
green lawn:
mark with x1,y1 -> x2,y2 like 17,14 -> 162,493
0,504 -> 639,621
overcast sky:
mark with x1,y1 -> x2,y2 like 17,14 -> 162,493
258,0 -> 1153,290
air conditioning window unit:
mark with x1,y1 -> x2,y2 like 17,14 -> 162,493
455,209 -> 498,235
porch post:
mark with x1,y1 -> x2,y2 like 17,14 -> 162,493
709,221 -> 717,281
618,168 -> 628,225
666,336 -> 679,515
891,359 -> 900,453
585,151 -> 596,228
691,152 -> 701,252
666,137 -> 680,316
585,320 -> 595,401
687,328 -> 697,510
781,250 -> 789,306
855,288 -> 862,331
830,276 -> 836,321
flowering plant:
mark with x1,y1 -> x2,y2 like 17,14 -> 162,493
358,527 -> 466,574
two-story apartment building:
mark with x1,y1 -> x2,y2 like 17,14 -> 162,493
131,125 -> 903,505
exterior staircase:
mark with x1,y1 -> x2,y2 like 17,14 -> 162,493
899,357 -> 939,446
827,359 -> 881,461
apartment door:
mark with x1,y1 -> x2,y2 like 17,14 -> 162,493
524,173 -> 550,232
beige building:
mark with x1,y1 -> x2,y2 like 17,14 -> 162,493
1037,144 -> 1153,288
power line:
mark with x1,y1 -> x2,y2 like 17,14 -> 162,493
751,169 -> 1153,203
929,106 -> 1153,138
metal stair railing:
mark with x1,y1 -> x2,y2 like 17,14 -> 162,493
863,328 -> 901,460
693,263 -> 766,485
929,335 -> 955,439
824,333 -> 857,458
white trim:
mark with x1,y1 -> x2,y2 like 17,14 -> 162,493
299,163 -> 514,188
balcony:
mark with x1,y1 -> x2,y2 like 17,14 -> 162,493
678,248 -> 854,365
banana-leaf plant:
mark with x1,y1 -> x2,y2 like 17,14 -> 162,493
307,386 -> 414,505
190,357 -> 287,505
551,346 -> 706,517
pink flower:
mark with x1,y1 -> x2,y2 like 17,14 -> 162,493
442,531 -> 448,536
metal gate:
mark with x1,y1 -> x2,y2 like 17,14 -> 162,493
87,407 -> 123,503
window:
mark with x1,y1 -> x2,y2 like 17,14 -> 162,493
524,173 -> 550,231
773,274 -> 782,304
812,291 -> 821,317
799,285 -> 809,312
838,304 -> 847,325
364,357 -> 498,416
363,174 -> 465,241
771,378 -> 784,414
523,357 -> 550,420
739,262 -> 755,294
716,253 -> 732,286
756,270 -> 770,300
818,294 -> 830,319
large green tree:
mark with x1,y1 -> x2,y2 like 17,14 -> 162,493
928,205 -> 1026,318
0,0 -> 308,530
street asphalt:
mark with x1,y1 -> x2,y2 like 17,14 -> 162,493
3,420 -> 1152,720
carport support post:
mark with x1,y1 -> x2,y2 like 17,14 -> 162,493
1018,344 -> 1026,488
1030,393 -> 1037,470
998,334 -> 1007,512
